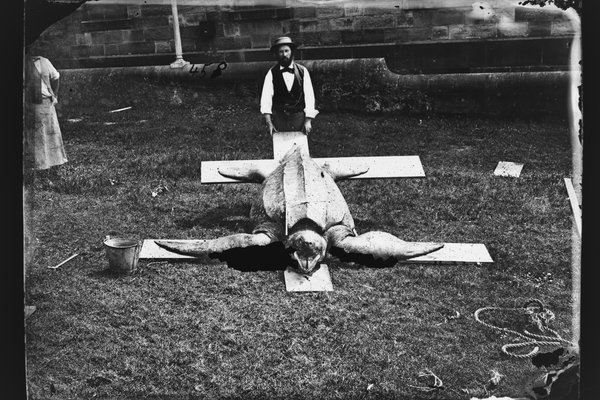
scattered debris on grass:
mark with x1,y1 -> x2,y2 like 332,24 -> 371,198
488,369 -> 505,389
25,305 -> 37,319
109,106 -> 132,113
47,253 -> 78,269
408,368 -> 444,392
493,161 -> 524,177
151,182 -> 169,198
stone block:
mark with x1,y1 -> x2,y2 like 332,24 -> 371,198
301,19 -> 331,32
118,41 -> 157,55
449,24 -> 497,40
206,11 -> 233,22
70,44 -> 104,58
104,43 -> 119,56
431,8 -> 465,25
90,30 -> 123,44
551,20 -> 578,36
329,17 -> 354,30
140,5 -> 171,18
527,21 -> 552,37
341,29 -> 385,44
514,6 -> 568,22
232,8 -> 276,20
238,20 -> 286,36
497,21 -> 528,38
251,33 -> 271,48
431,26 -> 449,40
176,12 -> 208,27
363,5 -> 397,16
412,9 -> 434,27
213,36 -> 252,50
132,16 -> 171,29
344,4 -> 363,17
102,5 -> 129,20
396,11 -> 414,27
223,22 -> 241,37
75,33 -> 93,46
127,5 -> 142,19
296,32 -> 320,46
82,4 -> 105,20
144,27 -> 172,41
81,19 -> 134,33
275,8 -> 293,19
292,7 -> 317,19
316,6 -> 345,19
319,30 -> 342,46
180,26 -> 206,40
180,39 -> 197,52
352,15 -> 396,30
384,27 -> 432,43
155,41 -> 173,53
122,29 -> 145,43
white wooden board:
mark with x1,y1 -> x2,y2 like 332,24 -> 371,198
201,156 -> 425,184
402,243 -> 493,263
284,264 -> 333,292
493,161 -> 524,177
140,240 -> 492,264
564,178 -> 582,237
273,131 -> 309,161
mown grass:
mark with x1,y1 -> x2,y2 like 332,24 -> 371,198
24,81 -> 576,399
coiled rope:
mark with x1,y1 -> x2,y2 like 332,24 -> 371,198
474,299 -> 573,359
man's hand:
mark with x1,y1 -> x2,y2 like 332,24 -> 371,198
264,114 -> 278,136
303,118 -> 312,135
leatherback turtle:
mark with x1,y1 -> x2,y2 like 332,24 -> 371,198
155,146 -> 443,274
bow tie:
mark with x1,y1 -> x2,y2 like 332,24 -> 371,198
281,67 -> 294,73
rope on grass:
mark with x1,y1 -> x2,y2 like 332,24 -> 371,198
474,299 -> 573,359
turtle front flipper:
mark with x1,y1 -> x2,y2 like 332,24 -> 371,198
155,233 -> 276,257
217,165 -> 271,183
329,230 -> 443,264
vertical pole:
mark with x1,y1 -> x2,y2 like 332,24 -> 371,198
566,8 -> 582,350
170,0 -> 189,68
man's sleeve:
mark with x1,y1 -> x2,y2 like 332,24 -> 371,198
302,68 -> 319,119
44,58 -> 60,80
260,69 -> 273,115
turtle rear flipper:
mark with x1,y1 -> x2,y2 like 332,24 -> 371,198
331,231 -> 443,262
155,233 -> 276,257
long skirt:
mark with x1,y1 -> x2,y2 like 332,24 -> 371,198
24,98 -> 68,170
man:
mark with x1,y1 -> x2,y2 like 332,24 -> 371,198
260,36 -> 318,136
23,49 -> 68,181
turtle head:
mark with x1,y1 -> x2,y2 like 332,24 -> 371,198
286,229 -> 327,275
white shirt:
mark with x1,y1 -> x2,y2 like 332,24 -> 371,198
260,61 -> 319,119
33,57 -> 60,98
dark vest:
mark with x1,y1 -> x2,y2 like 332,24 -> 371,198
271,63 -> 305,113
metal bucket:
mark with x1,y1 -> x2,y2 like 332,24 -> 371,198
103,238 -> 141,273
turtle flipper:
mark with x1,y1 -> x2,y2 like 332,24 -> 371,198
331,231 -> 443,262
217,164 -> 272,183
155,233 -> 275,257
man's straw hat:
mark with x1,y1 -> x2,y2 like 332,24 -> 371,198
270,36 -> 297,53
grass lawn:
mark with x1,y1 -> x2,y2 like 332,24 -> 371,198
24,81 -> 577,399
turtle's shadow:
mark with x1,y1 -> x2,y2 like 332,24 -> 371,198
211,242 -> 293,272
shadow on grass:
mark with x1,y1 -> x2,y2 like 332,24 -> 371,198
174,204 -> 253,231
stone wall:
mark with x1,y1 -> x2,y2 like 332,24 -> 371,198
29,0 -> 578,73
